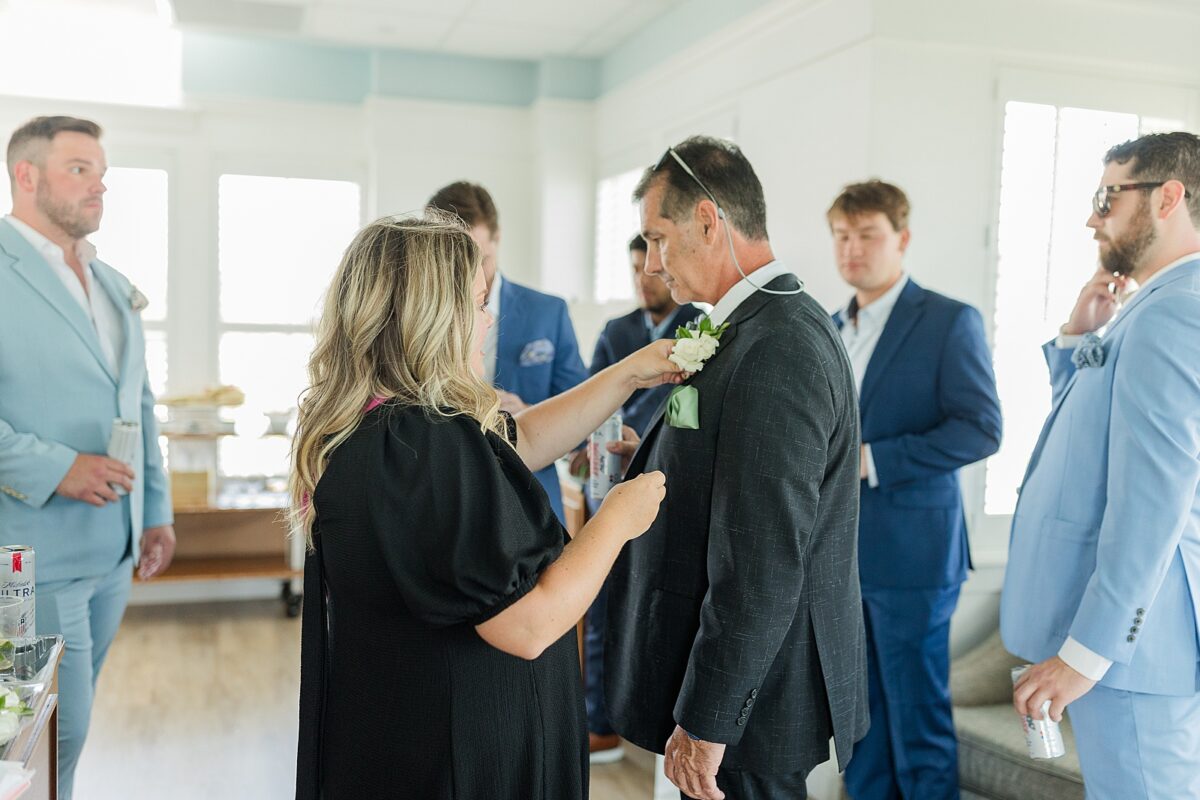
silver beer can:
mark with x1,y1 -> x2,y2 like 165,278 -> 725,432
1012,665 -> 1066,759
588,413 -> 624,501
0,546 -> 35,637
107,418 -> 140,496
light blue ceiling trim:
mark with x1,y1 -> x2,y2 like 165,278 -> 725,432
372,50 -> 537,106
599,0 -> 776,93
182,31 -> 371,104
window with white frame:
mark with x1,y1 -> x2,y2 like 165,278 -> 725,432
217,174 -> 361,478
593,168 -> 643,303
985,101 -> 1186,515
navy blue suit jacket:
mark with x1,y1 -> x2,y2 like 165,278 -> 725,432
835,279 -> 1001,589
494,278 -> 588,522
589,304 -> 702,436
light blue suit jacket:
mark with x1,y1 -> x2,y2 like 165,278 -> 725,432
1001,257 -> 1200,696
0,218 -> 172,583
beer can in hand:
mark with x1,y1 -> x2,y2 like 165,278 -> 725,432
588,413 -> 624,501
107,418 -> 140,497
1012,665 -> 1067,758
0,546 -> 35,638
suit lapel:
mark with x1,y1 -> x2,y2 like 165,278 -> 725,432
495,278 -> 524,391
0,221 -> 117,384
91,262 -> 132,384
859,279 -> 925,410
626,275 -> 799,476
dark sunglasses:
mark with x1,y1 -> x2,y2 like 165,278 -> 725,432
1092,181 -> 1192,217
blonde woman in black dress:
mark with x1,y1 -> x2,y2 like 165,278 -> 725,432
291,214 -> 680,800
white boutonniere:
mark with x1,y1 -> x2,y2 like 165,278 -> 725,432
665,318 -> 729,430
669,317 -> 728,372
130,287 -> 149,313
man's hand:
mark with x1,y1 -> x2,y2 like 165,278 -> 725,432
664,726 -> 726,800
137,525 -> 176,580
1063,266 -> 1130,335
56,454 -> 135,507
568,448 -> 589,479
496,389 -> 528,414
1012,655 -> 1096,723
606,425 -> 641,474
859,443 -> 869,480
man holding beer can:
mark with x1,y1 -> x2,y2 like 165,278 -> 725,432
0,116 -> 175,799
1002,132 -> 1200,799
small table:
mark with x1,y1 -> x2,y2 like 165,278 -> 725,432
1,636 -> 65,800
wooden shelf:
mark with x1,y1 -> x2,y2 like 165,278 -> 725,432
156,555 -> 300,582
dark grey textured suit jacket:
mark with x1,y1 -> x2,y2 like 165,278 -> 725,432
605,273 -> 869,776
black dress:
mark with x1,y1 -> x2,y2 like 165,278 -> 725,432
295,405 -> 587,800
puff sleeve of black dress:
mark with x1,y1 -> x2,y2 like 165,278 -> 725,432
296,405 -> 586,800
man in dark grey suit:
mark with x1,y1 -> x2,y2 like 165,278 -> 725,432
605,136 -> 869,799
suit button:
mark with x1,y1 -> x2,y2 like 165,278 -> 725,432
1127,635 -> 1136,642
736,718 -> 746,726
745,698 -> 754,708
750,689 -> 758,698
1130,626 -> 1139,633
1137,608 -> 1145,615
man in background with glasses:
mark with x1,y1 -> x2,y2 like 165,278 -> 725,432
0,116 -> 175,799
604,136 -> 868,800
1002,131 -> 1200,799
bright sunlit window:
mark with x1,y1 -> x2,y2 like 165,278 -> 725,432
217,174 -> 361,477
594,168 -> 642,303
0,0 -> 181,107
985,102 -> 1184,514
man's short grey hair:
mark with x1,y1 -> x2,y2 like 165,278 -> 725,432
633,135 -> 769,241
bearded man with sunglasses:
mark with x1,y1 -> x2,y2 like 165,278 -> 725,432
604,136 -> 869,800
1002,131 -> 1200,799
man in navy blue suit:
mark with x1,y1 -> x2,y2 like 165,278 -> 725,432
830,181 -> 1002,800
427,181 -> 587,522
572,233 -> 702,762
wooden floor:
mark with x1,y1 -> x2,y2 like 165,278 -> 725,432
73,599 -> 656,799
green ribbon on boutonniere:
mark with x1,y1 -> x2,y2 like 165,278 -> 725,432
666,385 -> 699,429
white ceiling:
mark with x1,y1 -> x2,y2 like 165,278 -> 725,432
167,0 -> 689,60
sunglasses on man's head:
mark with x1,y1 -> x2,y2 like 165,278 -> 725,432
654,147 -> 724,217
1092,181 -> 1193,217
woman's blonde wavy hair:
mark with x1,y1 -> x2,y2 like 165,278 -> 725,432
288,212 -> 505,547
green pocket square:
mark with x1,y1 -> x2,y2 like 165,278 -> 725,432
666,385 -> 699,429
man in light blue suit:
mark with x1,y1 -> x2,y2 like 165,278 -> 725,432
830,181 -> 1002,800
1003,132 -> 1200,799
427,181 -> 587,522
1,117 -> 175,799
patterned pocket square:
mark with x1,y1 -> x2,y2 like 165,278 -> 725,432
519,338 -> 555,367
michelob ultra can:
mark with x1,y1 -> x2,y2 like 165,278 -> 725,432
0,546 -> 35,637
1012,665 -> 1066,758
107,418 -> 141,497
588,413 -> 624,501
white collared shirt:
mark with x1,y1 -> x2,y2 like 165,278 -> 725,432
1051,251 -> 1200,682
5,215 -> 124,377
836,274 -> 909,489
706,260 -> 798,327
483,272 -> 503,385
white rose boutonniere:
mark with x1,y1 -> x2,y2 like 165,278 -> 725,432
665,318 -> 729,430
669,317 -> 728,372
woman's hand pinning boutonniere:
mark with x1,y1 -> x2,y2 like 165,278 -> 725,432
665,318 -> 729,430
129,287 -> 149,313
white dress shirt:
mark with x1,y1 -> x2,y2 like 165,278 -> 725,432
483,272 -> 503,385
706,260 -> 799,327
1050,250 -> 1200,682
837,274 -> 909,488
5,215 -> 123,377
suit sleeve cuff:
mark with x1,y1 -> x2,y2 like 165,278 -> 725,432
1058,636 -> 1112,681
864,443 -> 880,489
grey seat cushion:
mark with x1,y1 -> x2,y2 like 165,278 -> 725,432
955,704 -> 1083,800
951,630 -> 1028,707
